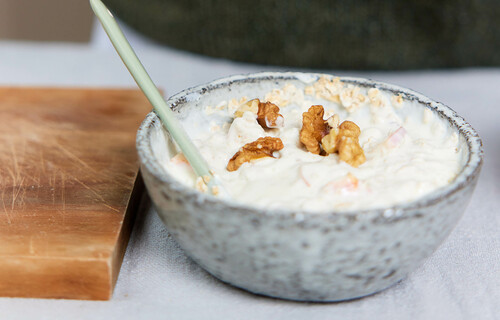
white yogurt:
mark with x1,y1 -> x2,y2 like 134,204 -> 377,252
162,77 -> 466,211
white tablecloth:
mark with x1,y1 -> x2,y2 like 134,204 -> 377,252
0,27 -> 498,319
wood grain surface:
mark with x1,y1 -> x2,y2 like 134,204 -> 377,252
0,87 -> 151,300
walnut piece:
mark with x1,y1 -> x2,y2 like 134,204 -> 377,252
227,137 -> 284,172
257,101 -> 284,129
300,105 -> 365,167
299,105 -> 329,155
321,120 -> 360,155
338,120 -> 361,137
337,135 -> 366,167
335,121 -> 365,167
234,99 -> 284,129
321,126 -> 340,154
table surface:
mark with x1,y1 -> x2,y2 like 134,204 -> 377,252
0,24 -> 499,319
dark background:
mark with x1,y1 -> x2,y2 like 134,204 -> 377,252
105,0 -> 500,69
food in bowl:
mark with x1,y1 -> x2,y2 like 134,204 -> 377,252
137,72 -> 482,301
163,75 -> 466,211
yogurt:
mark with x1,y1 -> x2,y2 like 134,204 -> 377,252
162,76 -> 465,211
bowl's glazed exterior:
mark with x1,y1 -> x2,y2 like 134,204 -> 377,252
136,72 -> 483,301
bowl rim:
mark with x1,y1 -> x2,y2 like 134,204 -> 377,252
136,71 -> 483,219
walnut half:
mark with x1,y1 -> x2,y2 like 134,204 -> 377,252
299,105 -> 329,155
300,105 -> 365,167
321,120 -> 365,167
227,137 -> 284,172
257,101 -> 284,129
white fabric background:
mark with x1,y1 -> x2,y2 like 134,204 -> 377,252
0,22 -> 498,319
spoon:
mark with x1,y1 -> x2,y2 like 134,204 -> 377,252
90,0 -> 223,196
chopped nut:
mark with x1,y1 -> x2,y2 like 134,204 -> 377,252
321,114 -> 342,154
337,135 -> 366,167
257,101 -> 284,129
234,99 -> 284,129
337,121 -> 365,167
234,98 -> 259,117
321,120 -> 361,156
338,120 -> 361,137
227,137 -> 284,171
321,126 -> 340,154
300,107 -> 366,167
299,105 -> 329,155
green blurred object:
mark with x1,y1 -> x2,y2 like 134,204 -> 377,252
105,0 -> 500,70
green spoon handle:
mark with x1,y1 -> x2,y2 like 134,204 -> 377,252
90,0 -> 219,193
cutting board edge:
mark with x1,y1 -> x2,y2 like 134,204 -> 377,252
0,256 -> 112,300
109,171 -> 146,295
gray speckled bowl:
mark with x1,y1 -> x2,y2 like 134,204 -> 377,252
136,72 -> 483,301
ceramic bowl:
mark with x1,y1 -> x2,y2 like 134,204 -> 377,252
136,72 -> 483,301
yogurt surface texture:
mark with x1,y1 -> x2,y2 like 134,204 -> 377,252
161,76 -> 466,211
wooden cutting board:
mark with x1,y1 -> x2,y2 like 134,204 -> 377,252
0,87 -> 151,300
